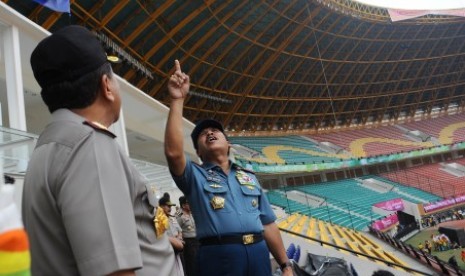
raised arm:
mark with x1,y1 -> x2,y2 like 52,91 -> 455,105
164,60 -> 190,176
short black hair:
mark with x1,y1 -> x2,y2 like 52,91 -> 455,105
41,63 -> 112,113
159,197 -> 175,206
179,196 -> 188,206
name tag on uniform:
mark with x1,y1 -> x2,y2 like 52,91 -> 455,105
207,176 -> 222,183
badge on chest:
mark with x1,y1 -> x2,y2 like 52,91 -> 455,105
236,170 -> 256,190
210,196 -> 225,210
206,169 -> 226,210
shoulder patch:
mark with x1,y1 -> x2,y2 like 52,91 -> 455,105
83,121 -> 116,138
234,164 -> 255,174
192,161 -> 203,168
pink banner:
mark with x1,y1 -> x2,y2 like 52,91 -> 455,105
423,195 -> 465,213
374,198 -> 404,211
371,214 -> 399,231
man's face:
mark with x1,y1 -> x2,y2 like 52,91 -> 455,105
161,204 -> 172,215
182,202 -> 190,212
196,127 -> 229,156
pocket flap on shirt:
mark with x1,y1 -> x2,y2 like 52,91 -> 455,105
239,184 -> 261,196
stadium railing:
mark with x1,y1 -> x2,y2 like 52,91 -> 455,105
280,227 -> 438,275
369,227 -> 463,276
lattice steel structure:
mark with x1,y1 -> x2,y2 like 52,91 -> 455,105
4,0 -> 465,135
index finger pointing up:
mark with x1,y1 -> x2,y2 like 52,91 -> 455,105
175,59 -> 181,72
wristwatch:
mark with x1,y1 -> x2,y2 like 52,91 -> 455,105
280,260 -> 292,270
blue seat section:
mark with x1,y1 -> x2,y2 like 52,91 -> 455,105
361,175 -> 441,203
266,190 -> 371,231
296,178 -> 437,207
268,176 -> 441,231
296,179 -> 397,207
229,135 -> 342,164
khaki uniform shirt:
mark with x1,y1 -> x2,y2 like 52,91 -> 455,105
22,109 -> 174,276
177,212 -> 196,238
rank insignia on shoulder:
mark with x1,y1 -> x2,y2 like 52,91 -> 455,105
210,196 -> 225,210
83,121 -> 116,138
234,165 -> 255,174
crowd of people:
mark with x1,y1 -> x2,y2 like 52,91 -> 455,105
21,25 -> 292,276
418,233 -> 461,253
421,208 -> 465,228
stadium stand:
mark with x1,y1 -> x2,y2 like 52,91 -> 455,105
229,136 -> 348,164
311,125 -> 429,157
381,161 -> 465,198
402,113 -> 465,145
269,177 -> 440,232
3,2 -> 464,274
276,213 -> 410,272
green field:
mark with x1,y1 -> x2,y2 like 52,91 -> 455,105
405,228 -> 465,271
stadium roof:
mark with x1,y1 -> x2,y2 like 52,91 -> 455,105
4,0 -> 465,135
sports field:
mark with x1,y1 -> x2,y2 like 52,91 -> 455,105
406,220 -> 465,271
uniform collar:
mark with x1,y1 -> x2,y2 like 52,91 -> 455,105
51,108 -> 85,124
201,160 -> 235,171
51,109 -> 116,138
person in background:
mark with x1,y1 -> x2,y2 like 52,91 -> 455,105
418,242 -> 424,252
164,60 -> 292,276
159,196 -> 184,276
177,196 -> 199,276
448,255 -> 458,268
425,240 -> 432,254
22,25 -> 175,275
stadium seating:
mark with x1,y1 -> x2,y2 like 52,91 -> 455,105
362,175 -> 441,203
229,136 -> 346,164
402,113 -> 465,145
269,178 -> 439,232
380,162 -> 465,198
312,125 -> 429,157
277,213 -> 409,272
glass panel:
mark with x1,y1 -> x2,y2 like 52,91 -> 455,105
0,126 -> 38,175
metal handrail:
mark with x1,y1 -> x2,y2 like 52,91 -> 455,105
279,227 -> 442,276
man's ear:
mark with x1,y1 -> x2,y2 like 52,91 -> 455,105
100,74 -> 115,102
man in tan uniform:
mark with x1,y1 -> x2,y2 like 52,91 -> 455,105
22,25 -> 175,275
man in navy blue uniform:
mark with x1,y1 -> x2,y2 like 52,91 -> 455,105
164,60 -> 292,276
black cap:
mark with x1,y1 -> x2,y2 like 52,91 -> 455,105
30,25 -> 108,89
190,119 -> 224,150
159,197 -> 176,206
179,196 -> 188,206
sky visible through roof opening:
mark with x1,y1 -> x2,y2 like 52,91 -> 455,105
353,0 -> 465,10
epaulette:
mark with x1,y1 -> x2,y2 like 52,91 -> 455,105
234,164 -> 255,174
83,121 -> 116,138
